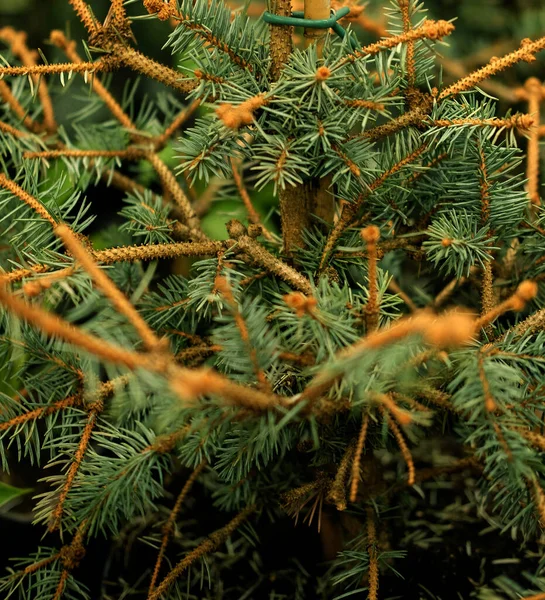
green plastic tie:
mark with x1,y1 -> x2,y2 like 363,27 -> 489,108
262,7 -> 359,51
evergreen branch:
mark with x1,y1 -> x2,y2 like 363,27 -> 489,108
215,276 -> 271,390
383,408 -> 415,485
153,98 -> 201,150
109,0 -> 127,29
148,504 -> 256,600
146,152 -> 203,234
0,173 -> 57,226
430,115 -> 535,130
0,79 -> 40,132
226,220 -> 313,294
230,158 -> 274,241
478,145 -> 495,336
53,522 -> 88,599
342,19 -> 454,65
50,30 -> 137,132
398,0 -> 415,91
0,284 -> 284,410
24,148 -> 145,160
3,240 -> 224,284
55,224 -> 164,351
516,78 -> 545,208
143,0 -> 255,71
112,43 -> 198,94
49,408 -> 101,532
0,119 -> 28,138
0,27 -> 56,131
474,280 -> 537,330
439,35 -> 545,99
344,98 -> 385,111
319,144 -> 428,270
0,393 -> 83,431
0,60 -> 107,78
68,0 -> 100,34
298,311 -> 476,407
148,461 -> 207,594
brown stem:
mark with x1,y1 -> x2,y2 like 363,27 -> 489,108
149,505 -> 256,600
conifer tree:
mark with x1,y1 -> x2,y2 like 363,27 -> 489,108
2,0 -> 545,598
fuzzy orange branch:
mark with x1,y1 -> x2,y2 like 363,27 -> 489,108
343,19 -> 454,64
0,173 -> 57,226
68,0 -> 101,33
3,240 -> 224,284
0,27 -> 56,132
24,148 -> 146,160
361,226 -> 380,332
349,412 -> 370,503
474,280 -> 537,330
0,394 -> 83,431
146,152 -> 202,234
0,61 -> 107,78
439,36 -> 545,99
0,80 -> 39,132
49,406 -> 100,532
55,224 -> 164,351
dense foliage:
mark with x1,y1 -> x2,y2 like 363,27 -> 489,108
2,0 -> 545,598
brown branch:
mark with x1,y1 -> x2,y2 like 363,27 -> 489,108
0,284 -> 284,411
439,36 -> 545,99
0,61 -> 107,78
226,220 -> 313,294
0,394 -> 82,431
50,30 -> 136,132
153,99 -> 201,150
361,226 -> 380,332
149,504 -> 256,600
113,44 -> 197,95
319,143 -> 428,270
0,27 -> 56,132
146,152 -> 202,234
24,148 -> 145,160
342,19 -> 454,65
0,119 -> 28,138
55,224 -> 163,351
349,413 -> 370,503
366,507 -> 379,600
68,0 -> 100,34
3,240 -> 224,284
0,173 -> 57,226
49,406 -> 100,532
326,441 -> 355,511
230,158 -> 274,241
0,80 -> 40,132
516,78 -> 545,209
215,276 -> 270,390
269,0 -> 293,81
148,461 -> 207,594
398,0 -> 415,90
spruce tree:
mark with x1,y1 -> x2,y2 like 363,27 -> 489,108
1,0 -> 545,598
